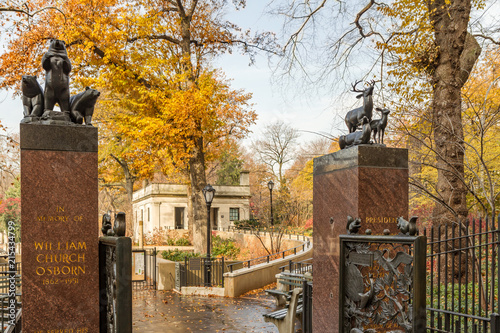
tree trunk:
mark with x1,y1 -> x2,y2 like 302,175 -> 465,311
427,0 -> 481,281
188,136 -> 207,254
427,0 -> 479,224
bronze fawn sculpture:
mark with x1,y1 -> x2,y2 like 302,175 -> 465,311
344,80 -> 375,133
370,108 -> 390,144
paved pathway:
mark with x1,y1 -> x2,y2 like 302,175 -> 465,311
133,289 -> 284,332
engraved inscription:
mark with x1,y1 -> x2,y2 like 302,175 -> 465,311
365,216 -> 397,224
36,206 -> 84,223
34,241 -> 87,279
32,205 -> 88,283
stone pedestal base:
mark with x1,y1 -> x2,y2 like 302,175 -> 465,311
312,146 -> 408,332
21,123 -> 99,332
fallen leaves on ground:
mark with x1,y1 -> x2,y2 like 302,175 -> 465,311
239,282 -> 277,297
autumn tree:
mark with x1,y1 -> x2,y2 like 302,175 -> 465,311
461,49 -> 500,217
0,128 -> 19,195
240,146 -> 270,221
286,137 -> 332,226
0,178 -> 21,239
410,48 -> 500,217
251,120 -> 299,226
0,0 -> 273,252
270,0 -> 500,226
252,120 -> 300,186
209,143 -> 244,186
393,47 -> 500,219
96,109 -> 140,233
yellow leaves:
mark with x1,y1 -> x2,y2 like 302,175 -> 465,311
2,0 -> 259,183
103,69 -> 255,178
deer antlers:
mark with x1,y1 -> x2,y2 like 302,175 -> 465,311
351,80 -> 363,92
351,79 -> 376,92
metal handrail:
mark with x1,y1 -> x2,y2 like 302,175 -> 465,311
227,236 -> 311,273
278,258 -> 313,274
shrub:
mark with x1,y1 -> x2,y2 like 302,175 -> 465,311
304,218 -> 313,230
211,235 -> 240,259
234,219 -> 260,229
164,235 -> 191,246
144,227 -> 168,245
175,237 -> 191,246
161,249 -> 200,261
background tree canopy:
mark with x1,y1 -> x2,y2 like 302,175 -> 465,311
0,0 -> 276,252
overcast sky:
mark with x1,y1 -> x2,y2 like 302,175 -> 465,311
0,2 -> 353,146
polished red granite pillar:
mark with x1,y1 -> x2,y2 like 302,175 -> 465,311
313,146 -> 408,332
21,123 -> 99,332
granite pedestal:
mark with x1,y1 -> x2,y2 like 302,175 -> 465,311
21,123 -> 99,332
312,146 -> 408,332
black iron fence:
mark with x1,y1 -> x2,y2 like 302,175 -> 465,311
279,258 -> 313,274
302,279 -> 313,333
178,257 -> 225,288
132,248 -> 157,290
424,216 -> 500,333
219,226 -> 311,241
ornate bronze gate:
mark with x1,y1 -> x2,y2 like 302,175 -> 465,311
339,234 -> 427,332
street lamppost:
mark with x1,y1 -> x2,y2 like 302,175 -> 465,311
202,184 -> 215,287
268,180 -> 274,226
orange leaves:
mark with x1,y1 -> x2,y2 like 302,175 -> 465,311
1,0 -> 259,187
110,69 -> 255,178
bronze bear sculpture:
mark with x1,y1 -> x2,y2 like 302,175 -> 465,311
21,75 -> 44,118
69,87 -> 100,125
101,213 -> 112,236
42,39 -> 71,115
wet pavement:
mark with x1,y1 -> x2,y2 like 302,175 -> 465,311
133,289 -> 284,332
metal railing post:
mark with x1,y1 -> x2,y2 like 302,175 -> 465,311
184,257 -> 188,286
490,313 -> 500,333
221,257 -> 225,287
153,247 -> 157,289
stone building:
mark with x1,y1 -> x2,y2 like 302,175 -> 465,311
132,171 -> 251,237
